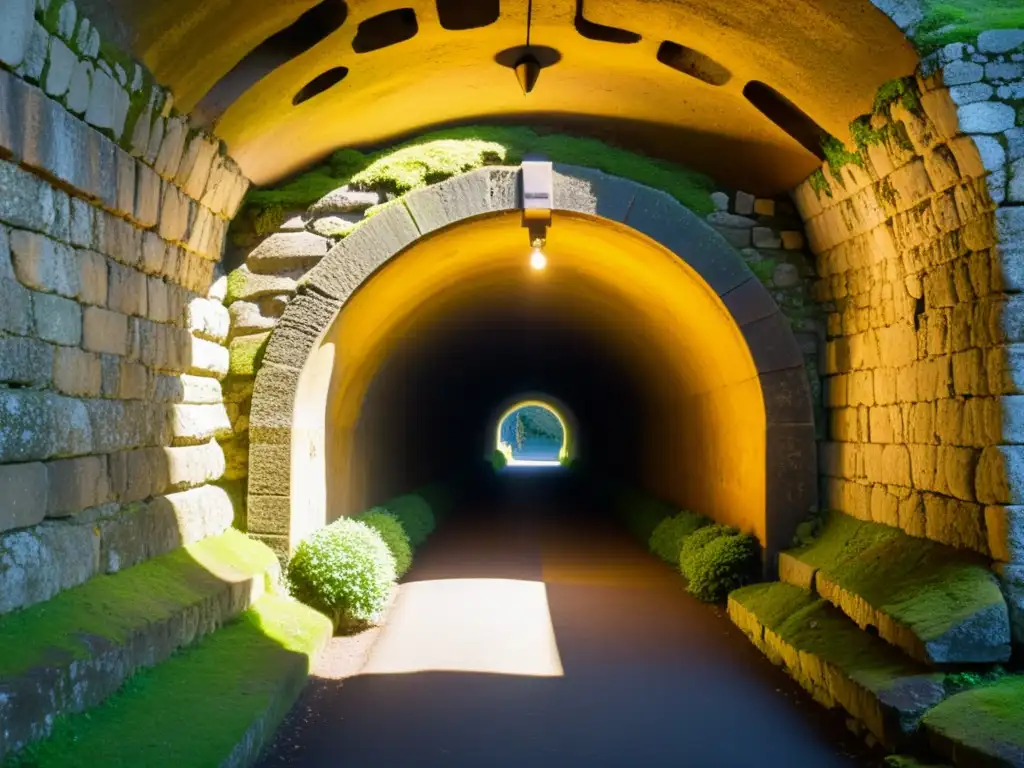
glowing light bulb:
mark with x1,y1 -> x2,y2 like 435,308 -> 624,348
530,248 -> 547,270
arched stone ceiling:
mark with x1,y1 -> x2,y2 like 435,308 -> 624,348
82,0 -> 918,193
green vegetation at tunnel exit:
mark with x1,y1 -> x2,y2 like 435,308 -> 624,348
0,529 -> 276,680
787,512 -> 1006,643
236,125 -> 717,237
911,0 -> 1024,56
3,595 -> 331,768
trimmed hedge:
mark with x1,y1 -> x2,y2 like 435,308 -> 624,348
649,511 -> 709,564
287,484 -> 448,631
357,509 -> 413,578
286,518 -> 396,632
613,486 -> 761,603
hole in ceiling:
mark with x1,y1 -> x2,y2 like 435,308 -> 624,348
293,67 -> 350,105
192,0 -> 348,127
743,81 -> 828,159
437,0 -> 500,30
656,41 -> 730,86
574,0 -> 640,43
352,8 -> 419,53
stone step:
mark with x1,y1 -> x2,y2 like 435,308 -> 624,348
0,528 -> 280,762
2,593 -> 332,768
728,582 -> 950,748
921,675 -> 1024,767
778,512 -> 1010,665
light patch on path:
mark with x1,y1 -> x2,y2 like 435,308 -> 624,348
359,578 -> 564,677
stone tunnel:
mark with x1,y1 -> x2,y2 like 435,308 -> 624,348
1,0 -> 1024,765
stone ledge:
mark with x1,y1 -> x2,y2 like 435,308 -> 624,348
728,582 -> 948,748
781,511 -> 1010,664
3,593 -> 331,768
922,675 -> 1024,767
0,528 -> 279,762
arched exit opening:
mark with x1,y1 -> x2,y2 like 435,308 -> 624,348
492,397 -> 574,468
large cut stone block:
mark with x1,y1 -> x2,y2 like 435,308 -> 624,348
0,335 -> 53,387
781,511 -> 1011,664
246,231 -> 331,274
164,440 -> 226,491
170,403 -> 232,445
0,518 -> 99,615
10,230 -> 79,298
189,336 -> 230,379
0,0 -> 34,68
729,582 -> 948,748
188,296 -> 230,342
0,390 -> 92,462
0,462 -> 47,533
226,264 -> 297,305
45,455 -> 109,518
82,306 -> 128,355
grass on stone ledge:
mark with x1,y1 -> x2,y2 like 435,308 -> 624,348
0,529 -> 276,679
788,512 -> 1005,643
922,675 -> 1024,758
912,1 -> 1024,55
243,125 -> 716,217
4,594 -> 331,768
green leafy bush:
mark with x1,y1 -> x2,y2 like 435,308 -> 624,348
648,511 -> 709,563
613,487 -> 676,543
357,509 -> 413,577
490,449 -> 508,472
679,525 -> 759,602
287,518 -> 396,631
384,494 -> 436,548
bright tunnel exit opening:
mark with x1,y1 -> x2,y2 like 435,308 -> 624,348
495,401 -> 570,468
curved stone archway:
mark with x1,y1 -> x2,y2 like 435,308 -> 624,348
247,163 -> 817,565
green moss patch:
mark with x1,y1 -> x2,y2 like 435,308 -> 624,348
229,333 -> 270,377
0,529 -> 277,679
913,1 -> 1024,55
5,594 -> 331,768
922,674 -> 1024,766
241,125 -> 716,223
788,512 -> 1005,645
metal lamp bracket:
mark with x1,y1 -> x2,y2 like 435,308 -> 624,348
521,158 -> 552,246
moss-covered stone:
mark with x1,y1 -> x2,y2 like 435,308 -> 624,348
729,582 -> 948,747
912,1 -> 1024,55
3,594 -> 331,768
922,675 -> 1024,767
783,512 -> 1010,665
228,333 -> 270,378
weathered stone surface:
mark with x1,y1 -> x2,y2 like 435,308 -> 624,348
941,60 -> 984,85
32,291 -> 81,345
10,231 -> 79,297
308,186 -> 380,215
0,0 -> 35,68
782,512 -> 1011,664
227,265 -> 297,304
707,211 -> 756,229
0,277 -> 33,335
179,374 -> 223,404
15,21 -> 46,83
229,300 -> 279,336
307,215 -> 358,239
134,162 -> 161,228
986,506 -> 1024,564
0,462 -> 47,533
154,116 -> 187,179
0,518 -> 99,615
0,529 -> 275,762
189,336 -> 230,379
248,362 -> 300,445
170,403 -> 232,445
958,102 -> 1017,134
0,335 -> 52,386
729,582 -> 947,748
260,292 -> 340,371
977,29 -> 1024,54
106,261 -> 148,317
44,36 -> 76,97
0,390 -> 92,462
0,159 -> 55,234
302,204 -> 420,302
53,346 -> 100,397
45,455 -> 109,518
176,135 -> 218,200
83,65 -> 118,132
64,58 -> 91,114
83,399 -> 169,454
247,231 -> 332,275
188,296 -> 230,342
82,306 -> 128,355
69,198 -> 94,249
868,0 -> 923,30
923,673 -> 1024,766
248,443 -> 291,496
164,440 -> 226,491
247,495 -> 290,536
948,82 -> 994,105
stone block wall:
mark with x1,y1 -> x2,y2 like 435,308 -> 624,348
0,0 -> 249,615
793,33 -> 1024,639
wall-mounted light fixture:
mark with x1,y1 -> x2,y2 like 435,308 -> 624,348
521,157 -> 552,269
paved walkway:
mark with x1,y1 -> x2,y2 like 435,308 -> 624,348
259,505 -> 872,767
